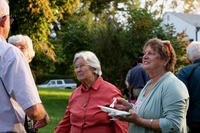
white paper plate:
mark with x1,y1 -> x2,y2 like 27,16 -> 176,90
98,105 -> 130,117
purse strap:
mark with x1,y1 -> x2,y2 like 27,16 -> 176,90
188,63 -> 200,81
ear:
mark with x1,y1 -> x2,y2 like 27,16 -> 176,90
0,16 -> 7,27
187,57 -> 193,64
165,57 -> 170,65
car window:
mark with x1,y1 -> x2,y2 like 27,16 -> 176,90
49,81 -> 56,85
64,79 -> 75,84
57,80 -> 63,85
44,80 -> 49,84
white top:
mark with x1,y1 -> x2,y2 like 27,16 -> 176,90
0,35 -> 41,132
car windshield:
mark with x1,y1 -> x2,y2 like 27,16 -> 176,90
43,80 -> 50,84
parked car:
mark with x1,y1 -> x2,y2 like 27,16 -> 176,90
37,79 -> 77,89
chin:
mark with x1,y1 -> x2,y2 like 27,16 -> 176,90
77,77 -> 85,82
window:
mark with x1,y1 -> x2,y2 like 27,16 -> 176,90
167,15 -> 170,21
57,80 -> 63,85
49,81 -> 56,85
64,79 -> 75,84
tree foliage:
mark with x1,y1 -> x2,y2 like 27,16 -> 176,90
87,8 -> 183,90
8,0 -> 195,91
9,0 -> 81,74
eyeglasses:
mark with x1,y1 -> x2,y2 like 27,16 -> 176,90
74,63 -> 89,70
1,15 -> 14,25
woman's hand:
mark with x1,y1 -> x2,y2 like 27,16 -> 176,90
115,98 -> 132,111
115,109 -> 142,124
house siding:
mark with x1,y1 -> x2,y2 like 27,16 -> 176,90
162,12 -> 200,41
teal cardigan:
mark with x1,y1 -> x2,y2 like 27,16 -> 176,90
129,72 -> 189,133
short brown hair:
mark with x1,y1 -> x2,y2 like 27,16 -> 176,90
143,38 -> 176,72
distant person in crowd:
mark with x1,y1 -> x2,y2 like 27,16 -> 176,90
54,51 -> 128,133
178,41 -> 200,133
127,56 -> 150,101
124,61 -> 137,102
124,69 -> 132,101
0,0 -> 50,132
113,38 -> 189,133
8,34 -> 38,132
8,34 -> 35,63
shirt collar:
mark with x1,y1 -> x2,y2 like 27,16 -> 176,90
193,59 -> 200,64
81,76 -> 103,91
0,35 -> 6,42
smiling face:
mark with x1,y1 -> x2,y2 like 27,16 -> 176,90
143,45 -> 166,75
74,57 -> 95,83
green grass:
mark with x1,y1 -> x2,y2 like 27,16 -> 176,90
36,88 -> 189,132
37,88 -> 73,133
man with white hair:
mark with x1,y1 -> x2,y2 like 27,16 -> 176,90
178,41 -> 200,133
0,0 -> 50,132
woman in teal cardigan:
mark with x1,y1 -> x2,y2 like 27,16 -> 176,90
114,38 -> 189,133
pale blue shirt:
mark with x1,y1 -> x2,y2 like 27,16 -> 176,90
0,35 -> 41,132
129,72 -> 189,133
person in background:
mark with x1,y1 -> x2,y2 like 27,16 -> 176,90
54,51 -> 128,133
0,0 -> 50,132
114,38 -> 189,133
177,41 -> 200,133
124,68 -> 132,101
8,34 -> 35,63
124,60 -> 137,102
127,56 -> 150,102
8,34 -> 38,132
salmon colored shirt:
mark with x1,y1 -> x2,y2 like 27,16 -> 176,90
54,76 -> 128,133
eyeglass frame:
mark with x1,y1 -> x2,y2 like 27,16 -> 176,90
1,15 -> 14,25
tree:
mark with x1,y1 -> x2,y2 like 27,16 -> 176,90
142,0 -> 200,17
9,0 -> 81,74
89,7 -> 183,91
53,16 -> 92,77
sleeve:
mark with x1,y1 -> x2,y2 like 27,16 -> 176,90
112,89 -> 128,133
54,106 -> 71,133
127,70 -> 132,87
125,70 -> 131,82
159,80 -> 189,133
2,48 -> 41,110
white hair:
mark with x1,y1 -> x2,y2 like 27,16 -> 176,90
0,0 -> 9,18
187,41 -> 200,62
73,51 -> 102,76
8,34 -> 35,62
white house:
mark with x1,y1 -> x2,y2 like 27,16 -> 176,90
162,12 -> 200,41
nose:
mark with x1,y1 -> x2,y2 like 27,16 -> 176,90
143,54 -> 147,59
75,67 -> 81,72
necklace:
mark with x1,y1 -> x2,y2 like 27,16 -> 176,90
83,101 -> 88,108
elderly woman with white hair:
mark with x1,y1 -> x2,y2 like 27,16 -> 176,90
55,51 -> 128,133
8,34 -> 35,63
178,41 -> 200,133
8,34 -> 37,132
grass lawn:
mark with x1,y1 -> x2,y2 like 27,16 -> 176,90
37,88 -> 74,133
36,88 -> 189,132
